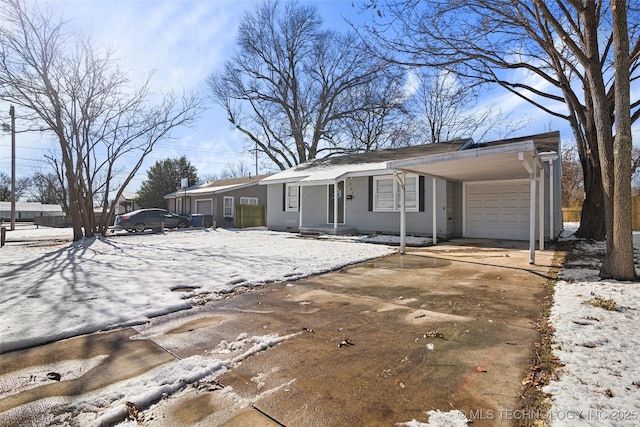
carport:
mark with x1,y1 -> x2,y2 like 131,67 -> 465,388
389,140 -> 560,264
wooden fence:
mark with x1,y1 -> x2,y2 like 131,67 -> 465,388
563,196 -> 640,230
236,204 -> 266,228
561,208 -> 582,223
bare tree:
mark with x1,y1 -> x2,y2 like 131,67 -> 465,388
0,0 -> 203,239
28,170 -> 66,206
333,70 -> 410,152
561,146 -> 585,208
208,0 -> 399,170
198,173 -> 219,184
220,160 -> 253,179
0,171 -> 30,201
363,0 -> 638,279
405,69 -> 529,144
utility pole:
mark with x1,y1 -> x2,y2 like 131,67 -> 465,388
9,106 -> 15,231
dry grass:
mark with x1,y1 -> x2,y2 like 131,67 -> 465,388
515,245 -> 567,427
585,293 -> 618,311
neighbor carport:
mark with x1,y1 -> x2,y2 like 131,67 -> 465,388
389,140 -> 560,264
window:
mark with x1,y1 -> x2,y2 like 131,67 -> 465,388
374,177 -> 395,211
285,183 -> 299,211
223,196 -> 234,217
373,175 -> 418,212
240,197 -> 258,205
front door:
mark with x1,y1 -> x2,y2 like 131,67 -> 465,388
328,181 -> 345,224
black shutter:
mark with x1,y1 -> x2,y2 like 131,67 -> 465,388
298,186 -> 301,211
282,183 -> 286,211
368,176 -> 374,211
419,176 -> 426,212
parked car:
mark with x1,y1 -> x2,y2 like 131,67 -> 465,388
113,209 -> 190,232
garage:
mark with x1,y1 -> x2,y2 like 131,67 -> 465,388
195,199 -> 213,215
465,180 -> 531,240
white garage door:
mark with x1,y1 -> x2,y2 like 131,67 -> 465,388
195,199 -> 213,215
466,181 -> 530,240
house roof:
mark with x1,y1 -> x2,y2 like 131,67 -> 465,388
164,174 -> 273,198
260,132 -> 559,185
390,131 -> 560,182
260,140 -> 470,186
119,192 -> 138,201
0,202 -> 63,212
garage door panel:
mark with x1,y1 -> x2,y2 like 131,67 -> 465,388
195,199 -> 213,215
466,182 -> 530,240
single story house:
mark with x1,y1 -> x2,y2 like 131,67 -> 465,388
0,201 -> 64,221
114,192 -> 138,215
164,174 -> 271,228
259,132 -> 562,263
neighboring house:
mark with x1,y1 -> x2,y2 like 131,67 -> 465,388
0,201 -> 64,220
164,175 -> 271,228
260,132 -> 562,262
115,192 -> 138,215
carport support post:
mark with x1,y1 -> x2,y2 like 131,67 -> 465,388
539,167 -> 545,251
528,166 -> 537,264
518,151 -> 536,264
333,181 -> 338,231
432,178 -> 437,245
394,172 -> 407,255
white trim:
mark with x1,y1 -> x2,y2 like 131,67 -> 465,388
394,172 -> 407,254
373,174 -> 418,212
223,196 -> 234,217
326,181 -> 346,226
539,167 -> 545,250
240,197 -> 258,205
299,186 -> 303,228
334,182 -> 339,230
432,178 -> 437,245
285,183 -> 299,212
462,183 -> 467,237
529,167 -> 537,264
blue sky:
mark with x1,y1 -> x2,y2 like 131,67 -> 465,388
0,0 -> 634,196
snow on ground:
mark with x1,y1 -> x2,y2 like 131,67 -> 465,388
0,226 -> 394,354
542,225 -> 640,426
1,223 -> 639,426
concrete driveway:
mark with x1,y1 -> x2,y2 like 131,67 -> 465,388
0,240 -> 558,426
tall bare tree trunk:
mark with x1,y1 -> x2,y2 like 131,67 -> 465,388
602,0 -> 637,280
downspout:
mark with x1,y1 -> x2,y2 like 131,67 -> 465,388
518,152 -> 536,264
540,153 -> 558,240
394,172 -> 406,255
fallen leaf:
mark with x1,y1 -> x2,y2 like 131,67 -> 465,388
46,372 -> 61,381
125,401 -> 142,422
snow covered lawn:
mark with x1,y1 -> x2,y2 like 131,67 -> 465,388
0,227 -> 394,354
542,228 -> 640,426
1,223 -> 639,426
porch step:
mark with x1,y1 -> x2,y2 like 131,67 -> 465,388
299,226 -> 358,236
